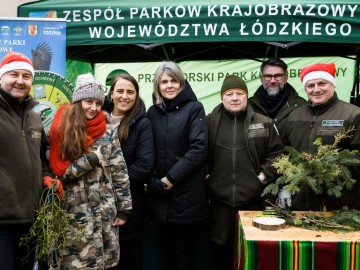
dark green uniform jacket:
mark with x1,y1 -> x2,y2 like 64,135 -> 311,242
0,88 -> 49,224
283,93 -> 360,210
249,83 -> 306,139
207,104 -> 284,207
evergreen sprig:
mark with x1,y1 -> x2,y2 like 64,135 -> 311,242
266,200 -> 360,232
262,127 -> 360,201
20,184 -> 83,267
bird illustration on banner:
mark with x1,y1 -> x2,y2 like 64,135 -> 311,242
32,42 -> 53,71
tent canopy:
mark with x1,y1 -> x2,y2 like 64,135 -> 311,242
18,0 -> 360,63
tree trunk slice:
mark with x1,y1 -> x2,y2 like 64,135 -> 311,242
252,217 -> 286,231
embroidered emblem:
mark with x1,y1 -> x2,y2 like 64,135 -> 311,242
249,123 -> 265,129
31,130 -> 42,140
95,137 -> 112,145
321,120 -> 344,127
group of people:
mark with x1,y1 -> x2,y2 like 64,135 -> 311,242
1,51 -> 360,270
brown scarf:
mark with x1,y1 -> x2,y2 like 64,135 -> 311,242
49,105 -> 106,177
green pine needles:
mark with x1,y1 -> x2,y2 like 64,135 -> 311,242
262,127 -> 360,232
263,127 -> 360,200
266,201 -> 360,232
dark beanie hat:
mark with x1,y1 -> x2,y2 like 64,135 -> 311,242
221,75 -> 248,96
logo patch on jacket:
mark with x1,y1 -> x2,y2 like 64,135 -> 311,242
249,123 -> 264,129
249,123 -> 268,138
95,137 -> 112,145
321,120 -> 344,127
31,130 -> 42,140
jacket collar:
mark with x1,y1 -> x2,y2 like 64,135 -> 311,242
156,81 -> 197,112
0,87 -> 33,111
308,92 -> 338,116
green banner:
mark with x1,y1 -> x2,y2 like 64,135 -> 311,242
94,57 -> 355,114
19,0 -> 360,45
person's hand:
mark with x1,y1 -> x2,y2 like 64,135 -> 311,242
278,189 -> 292,209
257,172 -> 267,185
161,177 -> 173,190
112,218 -> 126,226
148,178 -> 168,195
43,176 -> 64,199
94,145 -> 103,164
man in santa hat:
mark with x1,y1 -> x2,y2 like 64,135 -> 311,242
281,62 -> 360,211
0,51 -> 52,269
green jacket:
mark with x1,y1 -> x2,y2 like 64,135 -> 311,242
249,83 -> 306,139
207,104 -> 284,207
0,89 -> 49,224
284,93 -> 360,210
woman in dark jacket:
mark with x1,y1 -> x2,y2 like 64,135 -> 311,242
147,62 -> 209,270
103,73 -> 154,270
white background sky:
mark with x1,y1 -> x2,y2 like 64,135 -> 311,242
0,0 -> 38,18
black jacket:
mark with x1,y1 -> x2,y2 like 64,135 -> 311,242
207,104 -> 284,207
118,103 -> 154,242
147,81 -> 209,224
0,89 -> 49,224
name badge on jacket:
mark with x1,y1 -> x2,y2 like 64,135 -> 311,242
249,123 -> 268,138
321,120 -> 344,127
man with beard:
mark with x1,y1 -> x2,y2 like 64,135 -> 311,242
249,58 -> 306,139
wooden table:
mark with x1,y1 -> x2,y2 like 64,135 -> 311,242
236,211 -> 360,270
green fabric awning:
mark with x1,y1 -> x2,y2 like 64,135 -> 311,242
18,0 -> 360,46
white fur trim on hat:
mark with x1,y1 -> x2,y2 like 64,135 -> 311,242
302,71 -> 336,87
0,61 -> 34,78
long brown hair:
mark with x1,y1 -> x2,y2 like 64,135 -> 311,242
107,73 -> 143,143
60,102 -> 89,160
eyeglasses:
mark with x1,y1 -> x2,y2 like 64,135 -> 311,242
261,73 -> 285,81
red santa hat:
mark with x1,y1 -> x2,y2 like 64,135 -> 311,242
300,63 -> 336,87
0,51 -> 34,78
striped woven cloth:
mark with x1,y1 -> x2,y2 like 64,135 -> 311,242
236,215 -> 359,270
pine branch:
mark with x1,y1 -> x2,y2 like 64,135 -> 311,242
263,127 -> 359,205
265,200 -> 358,231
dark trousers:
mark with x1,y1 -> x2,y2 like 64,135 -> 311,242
0,223 -> 34,270
209,200 -> 265,270
157,222 -> 200,270
210,242 -> 234,270
110,240 -> 143,270
209,203 -> 238,270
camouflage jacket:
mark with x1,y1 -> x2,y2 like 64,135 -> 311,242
59,124 -> 132,269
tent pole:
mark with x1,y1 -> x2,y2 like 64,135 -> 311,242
351,54 -> 360,106
161,45 -> 170,61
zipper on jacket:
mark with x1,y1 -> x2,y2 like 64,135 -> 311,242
232,117 -> 237,207
245,118 -> 255,178
309,115 -> 317,150
22,112 -> 34,177
273,124 -> 279,136
307,114 -> 317,210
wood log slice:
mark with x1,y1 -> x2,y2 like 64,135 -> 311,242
252,216 -> 286,231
